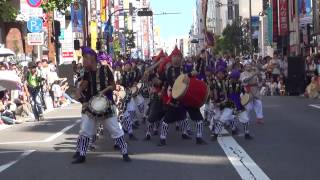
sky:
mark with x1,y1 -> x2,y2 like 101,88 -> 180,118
150,0 -> 194,42
150,0 -> 262,42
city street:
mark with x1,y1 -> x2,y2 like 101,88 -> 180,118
0,97 -> 319,180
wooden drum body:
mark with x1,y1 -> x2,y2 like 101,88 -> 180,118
172,74 -> 209,108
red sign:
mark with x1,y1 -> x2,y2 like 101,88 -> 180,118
278,0 -> 289,36
272,0 -> 278,42
26,0 -> 42,8
62,51 -> 74,58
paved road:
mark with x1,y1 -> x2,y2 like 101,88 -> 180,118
0,97 -> 319,180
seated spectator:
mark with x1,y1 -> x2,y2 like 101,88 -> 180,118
0,90 -> 21,124
51,80 -> 63,108
278,79 -> 286,96
14,94 -> 34,119
270,79 -> 279,96
305,73 -> 320,99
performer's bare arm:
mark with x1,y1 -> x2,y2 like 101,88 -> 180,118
100,81 -> 116,94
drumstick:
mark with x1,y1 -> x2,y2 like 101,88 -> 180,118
145,57 -> 167,73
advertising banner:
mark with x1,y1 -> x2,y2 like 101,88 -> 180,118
278,0 -> 289,36
272,0 -> 279,42
90,21 -> 98,50
71,1 -> 83,33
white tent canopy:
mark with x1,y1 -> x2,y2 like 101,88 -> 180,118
0,48 -> 15,57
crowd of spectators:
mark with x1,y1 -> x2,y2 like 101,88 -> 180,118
0,59 -> 77,126
186,51 -> 320,98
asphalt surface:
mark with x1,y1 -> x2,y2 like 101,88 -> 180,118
0,96 -> 319,180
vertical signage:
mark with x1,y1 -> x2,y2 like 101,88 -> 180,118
90,21 -> 98,50
71,1 -> 84,33
90,0 -> 97,20
278,0 -> 289,36
101,0 -> 106,22
267,6 -> 273,44
272,0 -> 279,42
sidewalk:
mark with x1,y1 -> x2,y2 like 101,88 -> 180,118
0,104 -> 73,131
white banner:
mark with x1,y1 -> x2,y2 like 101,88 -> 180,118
27,32 -> 44,45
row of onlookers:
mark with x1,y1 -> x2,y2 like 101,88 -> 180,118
0,59 -> 78,126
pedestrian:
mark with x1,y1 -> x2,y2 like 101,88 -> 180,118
24,62 -> 44,121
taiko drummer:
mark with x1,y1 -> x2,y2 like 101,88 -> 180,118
158,47 -> 207,146
72,47 -> 131,164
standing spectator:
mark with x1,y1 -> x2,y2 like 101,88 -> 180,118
270,52 -> 281,82
305,56 -> 316,86
281,56 -> 288,79
24,62 -> 44,121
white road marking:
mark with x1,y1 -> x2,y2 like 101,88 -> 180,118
309,104 -> 320,109
0,120 -> 80,145
0,151 -> 29,154
0,150 -> 35,173
217,129 -> 270,180
44,120 -> 80,142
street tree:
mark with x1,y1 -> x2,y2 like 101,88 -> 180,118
124,29 -> 136,51
0,0 -> 18,22
113,39 -> 121,57
41,0 -> 73,12
214,22 -> 242,55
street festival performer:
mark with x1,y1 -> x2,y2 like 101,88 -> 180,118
210,67 -> 253,140
240,61 -> 264,124
143,50 -> 167,140
72,47 -> 131,164
156,47 -> 208,146
119,60 -> 139,140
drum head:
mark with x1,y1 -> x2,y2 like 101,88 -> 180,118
172,74 -> 188,99
118,90 -> 126,99
90,96 -> 109,113
137,83 -> 142,89
241,93 -> 250,106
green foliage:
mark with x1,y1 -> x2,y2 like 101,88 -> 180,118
113,39 -> 121,57
41,0 -> 73,12
0,0 -> 18,22
214,22 -> 242,55
124,29 -> 136,50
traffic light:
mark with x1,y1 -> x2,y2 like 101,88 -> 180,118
74,40 -> 80,50
129,3 -> 133,16
137,10 -> 153,16
53,20 -> 61,37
